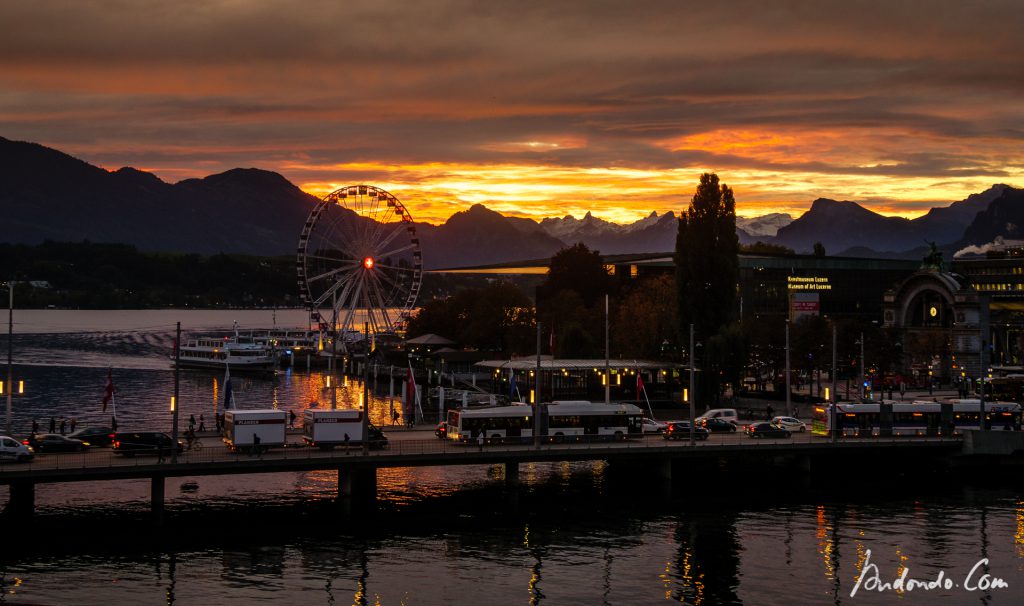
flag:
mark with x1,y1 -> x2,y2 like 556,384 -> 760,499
102,369 -> 114,412
223,364 -> 235,410
549,325 -> 555,354
636,371 -> 645,401
509,369 -> 517,400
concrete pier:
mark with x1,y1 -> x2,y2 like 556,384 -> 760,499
505,461 -> 519,486
151,476 -> 165,525
6,481 -> 35,517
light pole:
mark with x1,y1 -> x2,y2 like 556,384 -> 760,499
859,331 -> 865,401
171,321 -> 180,464
689,323 -> 695,446
5,280 -> 20,436
363,321 -> 370,455
831,323 -> 837,443
785,319 -> 791,416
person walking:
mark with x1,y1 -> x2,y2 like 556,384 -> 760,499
766,405 -> 774,421
111,416 -> 118,432
59,418 -> 67,435
188,414 -> 196,432
31,419 -> 39,435
198,414 -> 206,432
49,417 -> 56,433
253,433 -> 262,457
288,409 -> 296,429
70,417 -> 77,433
477,429 -> 484,452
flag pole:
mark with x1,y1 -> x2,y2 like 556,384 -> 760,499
362,321 -> 370,455
172,321 -> 180,464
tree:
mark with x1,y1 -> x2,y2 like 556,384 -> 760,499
612,274 -> 678,359
541,242 -> 612,308
813,242 -> 826,257
406,281 -> 535,354
740,241 -> 794,255
675,173 -> 740,339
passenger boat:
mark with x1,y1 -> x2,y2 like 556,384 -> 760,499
172,326 -> 278,373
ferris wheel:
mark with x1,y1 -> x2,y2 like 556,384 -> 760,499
296,185 -> 422,342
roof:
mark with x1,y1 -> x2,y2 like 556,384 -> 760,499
405,333 -> 456,346
475,358 -> 681,370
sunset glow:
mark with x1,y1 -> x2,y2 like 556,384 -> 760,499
1,1 -> 1022,225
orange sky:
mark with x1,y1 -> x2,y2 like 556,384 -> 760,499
1,1 -> 1022,225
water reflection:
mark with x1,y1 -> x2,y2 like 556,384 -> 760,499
672,510 -> 741,605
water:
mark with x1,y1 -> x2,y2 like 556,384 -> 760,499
2,311 -> 1024,605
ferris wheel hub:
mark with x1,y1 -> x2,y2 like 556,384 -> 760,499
363,256 -> 375,269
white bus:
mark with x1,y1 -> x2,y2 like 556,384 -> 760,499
446,401 -> 644,444
811,400 -> 1022,436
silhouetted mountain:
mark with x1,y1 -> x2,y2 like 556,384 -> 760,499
958,186 -> 1024,247
539,210 -> 679,254
416,204 -> 566,268
0,136 -> 317,255
773,186 -> 1013,253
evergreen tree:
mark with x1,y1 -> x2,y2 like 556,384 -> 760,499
674,173 -> 739,336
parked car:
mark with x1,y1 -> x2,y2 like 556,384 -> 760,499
746,422 -> 792,439
0,435 -> 34,462
771,416 -> 806,432
112,432 -> 183,456
698,417 -> 738,432
68,426 -> 116,447
435,422 -> 447,439
25,433 -> 89,452
663,421 -> 710,441
642,418 -> 667,433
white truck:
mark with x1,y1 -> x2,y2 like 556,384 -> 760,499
224,409 -> 287,450
0,435 -> 34,462
302,409 -> 388,450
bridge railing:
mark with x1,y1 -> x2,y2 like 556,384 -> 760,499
0,431 -> 964,475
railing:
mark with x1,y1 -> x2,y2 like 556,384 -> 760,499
0,431 -> 963,477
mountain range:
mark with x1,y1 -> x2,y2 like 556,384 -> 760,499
0,136 -> 1020,267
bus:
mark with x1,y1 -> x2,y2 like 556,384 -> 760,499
811,400 -> 1022,436
446,401 -> 644,444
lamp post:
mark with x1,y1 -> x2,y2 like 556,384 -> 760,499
689,323 -> 695,446
5,280 -> 19,436
363,321 -> 370,455
785,319 -> 791,416
171,321 -> 180,464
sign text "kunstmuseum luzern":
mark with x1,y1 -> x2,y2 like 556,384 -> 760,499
787,276 -> 831,291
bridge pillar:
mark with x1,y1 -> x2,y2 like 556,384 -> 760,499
6,481 -> 35,517
505,461 -> 520,486
657,458 -> 673,482
151,476 -> 165,525
338,467 -> 377,504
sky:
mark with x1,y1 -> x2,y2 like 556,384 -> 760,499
1,0 -> 1022,225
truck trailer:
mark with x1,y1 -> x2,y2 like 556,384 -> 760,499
224,409 -> 287,450
302,409 -> 387,449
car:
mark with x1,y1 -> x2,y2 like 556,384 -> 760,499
642,418 -> 667,433
746,422 -> 792,439
112,432 -> 183,456
663,421 -> 710,441
698,417 -> 738,432
68,426 -> 116,446
25,433 -> 90,452
0,435 -> 34,462
435,422 -> 447,439
696,408 -> 739,425
771,416 -> 806,432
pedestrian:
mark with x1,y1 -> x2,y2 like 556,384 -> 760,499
70,417 -> 77,433
392,410 -> 400,426
253,433 -> 262,457
111,416 -> 118,432
766,405 -> 774,420
198,414 -> 206,432
288,409 -> 296,428
31,419 -> 39,434
59,418 -> 67,435
49,417 -> 56,433
189,414 -> 196,431
477,429 -> 484,452
344,433 -> 350,452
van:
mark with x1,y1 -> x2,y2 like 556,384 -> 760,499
696,408 -> 739,426
0,435 -> 34,462
112,432 -> 183,456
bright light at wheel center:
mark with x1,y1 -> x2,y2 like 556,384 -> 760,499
363,257 -> 375,269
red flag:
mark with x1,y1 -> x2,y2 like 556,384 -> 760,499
405,361 -> 417,421
636,372 -> 645,401
102,369 -> 114,412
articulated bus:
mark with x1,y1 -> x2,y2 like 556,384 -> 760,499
811,400 -> 1022,436
446,401 -> 644,444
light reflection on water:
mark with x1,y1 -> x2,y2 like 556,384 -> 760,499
2,312 -> 1024,605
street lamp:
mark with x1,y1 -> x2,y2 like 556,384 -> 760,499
4,280 -> 23,436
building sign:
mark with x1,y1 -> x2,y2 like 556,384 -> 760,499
787,276 -> 832,291
790,292 -> 820,321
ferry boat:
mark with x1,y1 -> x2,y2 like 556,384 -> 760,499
173,328 -> 278,373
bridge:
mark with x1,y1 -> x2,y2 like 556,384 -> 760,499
0,431 -> 964,521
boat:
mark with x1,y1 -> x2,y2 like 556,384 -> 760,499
173,324 -> 278,373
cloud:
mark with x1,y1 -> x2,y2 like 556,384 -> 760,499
1,0 -> 1023,222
